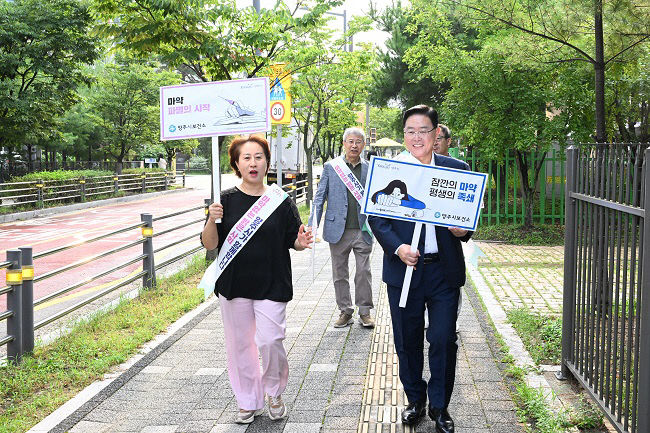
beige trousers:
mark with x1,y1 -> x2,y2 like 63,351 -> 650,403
329,228 -> 373,316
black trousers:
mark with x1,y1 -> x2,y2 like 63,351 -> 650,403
387,261 -> 459,409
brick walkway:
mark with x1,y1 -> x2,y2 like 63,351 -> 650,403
29,240 -> 524,433
475,242 -> 564,316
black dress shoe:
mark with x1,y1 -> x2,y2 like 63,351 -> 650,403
428,407 -> 454,433
401,401 -> 426,425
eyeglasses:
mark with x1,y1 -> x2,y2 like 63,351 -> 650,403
345,139 -> 364,146
404,128 -> 435,138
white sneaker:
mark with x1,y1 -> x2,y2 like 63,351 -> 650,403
235,408 -> 263,424
267,395 -> 288,420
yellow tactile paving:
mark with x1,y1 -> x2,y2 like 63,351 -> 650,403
358,288 -> 414,433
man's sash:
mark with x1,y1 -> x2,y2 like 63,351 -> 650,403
330,156 -> 364,204
198,184 -> 288,299
330,156 -> 371,234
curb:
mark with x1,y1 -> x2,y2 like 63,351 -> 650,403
27,296 -> 218,433
0,188 -> 190,224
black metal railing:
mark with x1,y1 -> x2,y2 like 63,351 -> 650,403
0,171 -> 186,211
561,143 -> 650,433
0,202 -> 205,364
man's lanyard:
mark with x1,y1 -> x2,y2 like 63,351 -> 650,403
198,184 -> 288,299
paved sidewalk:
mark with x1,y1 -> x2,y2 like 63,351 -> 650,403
474,242 -> 564,316
29,240 -> 524,433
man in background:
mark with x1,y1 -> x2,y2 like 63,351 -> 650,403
309,127 -> 375,328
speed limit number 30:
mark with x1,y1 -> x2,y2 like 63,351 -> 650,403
271,102 -> 285,122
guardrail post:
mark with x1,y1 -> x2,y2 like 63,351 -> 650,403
559,145 -> 578,380
291,177 -> 297,201
204,198 -> 217,261
141,173 -> 147,193
140,213 -> 156,288
636,147 -> 650,433
113,174 -> 119,194
6,249 -> 23,363
163,172 -> 168,190
183,170 -> 186,188
79,176 -> 86,202
36,180 -> 44,209
19,247 -> 34,354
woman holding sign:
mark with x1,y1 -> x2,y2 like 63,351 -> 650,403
201,135 -> 313,424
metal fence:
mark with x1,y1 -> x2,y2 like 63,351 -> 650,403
461,147 -> 566,225
561,143 -> 650,433
1,202 -> 205,363
0,171 -> 185,211
0,160 -> 148,180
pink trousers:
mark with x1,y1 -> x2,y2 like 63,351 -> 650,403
218,295 -> 289,410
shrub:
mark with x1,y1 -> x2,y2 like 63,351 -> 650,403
10,170 -> 113,182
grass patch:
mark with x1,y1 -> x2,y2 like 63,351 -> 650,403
514,382 -> 571,433
512,381 -> 604,433
298,203 -> 310,223
506,308 -> 562,365
474,223 -> 565,246
0,256 -> 207,433
468,281 -> 604,432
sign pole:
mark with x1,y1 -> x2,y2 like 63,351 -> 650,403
211,136 -> 221,223
399,222 -> 422,308
309,199 -> 318,283
277,125 -> 283,189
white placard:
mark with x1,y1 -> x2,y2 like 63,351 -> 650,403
160,78 -> 271,140
362,156 -> 487,231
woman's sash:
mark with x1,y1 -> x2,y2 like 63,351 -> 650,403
198,184 -> 288,299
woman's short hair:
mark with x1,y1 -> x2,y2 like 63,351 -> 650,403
228,134 -> 271,178
402,105 -> 438,128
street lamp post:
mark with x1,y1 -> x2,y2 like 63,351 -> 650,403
299,7 -> 352,52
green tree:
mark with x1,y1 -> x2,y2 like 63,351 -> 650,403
60,102 -> 105,165
405,0 -> 605,227
88,60 -> 181,173
434,0 -> 650,142
607,44 -> 649,142
287,30 -> 376,201
0,0 -> 99,160
368,106 -> 403,142
368,1 -> 444,108
91,0 -> 343,82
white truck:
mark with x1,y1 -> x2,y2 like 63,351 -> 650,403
267,124 -> 309,186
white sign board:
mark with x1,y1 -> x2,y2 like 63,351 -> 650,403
160,78 -> 271,140
362,157 -> 487,231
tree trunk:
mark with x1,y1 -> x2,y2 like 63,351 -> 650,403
27,143 -> 33,172
594,0 -> 607,142
116,155 -> 123,175
514,149 -> 547,228
514,150 -> 534,229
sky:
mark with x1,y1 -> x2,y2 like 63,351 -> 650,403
235,0 -> 403,49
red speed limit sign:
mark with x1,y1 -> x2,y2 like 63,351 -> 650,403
271,102 -> 285,122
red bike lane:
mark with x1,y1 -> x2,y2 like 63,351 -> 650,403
0,175 -> 223,326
